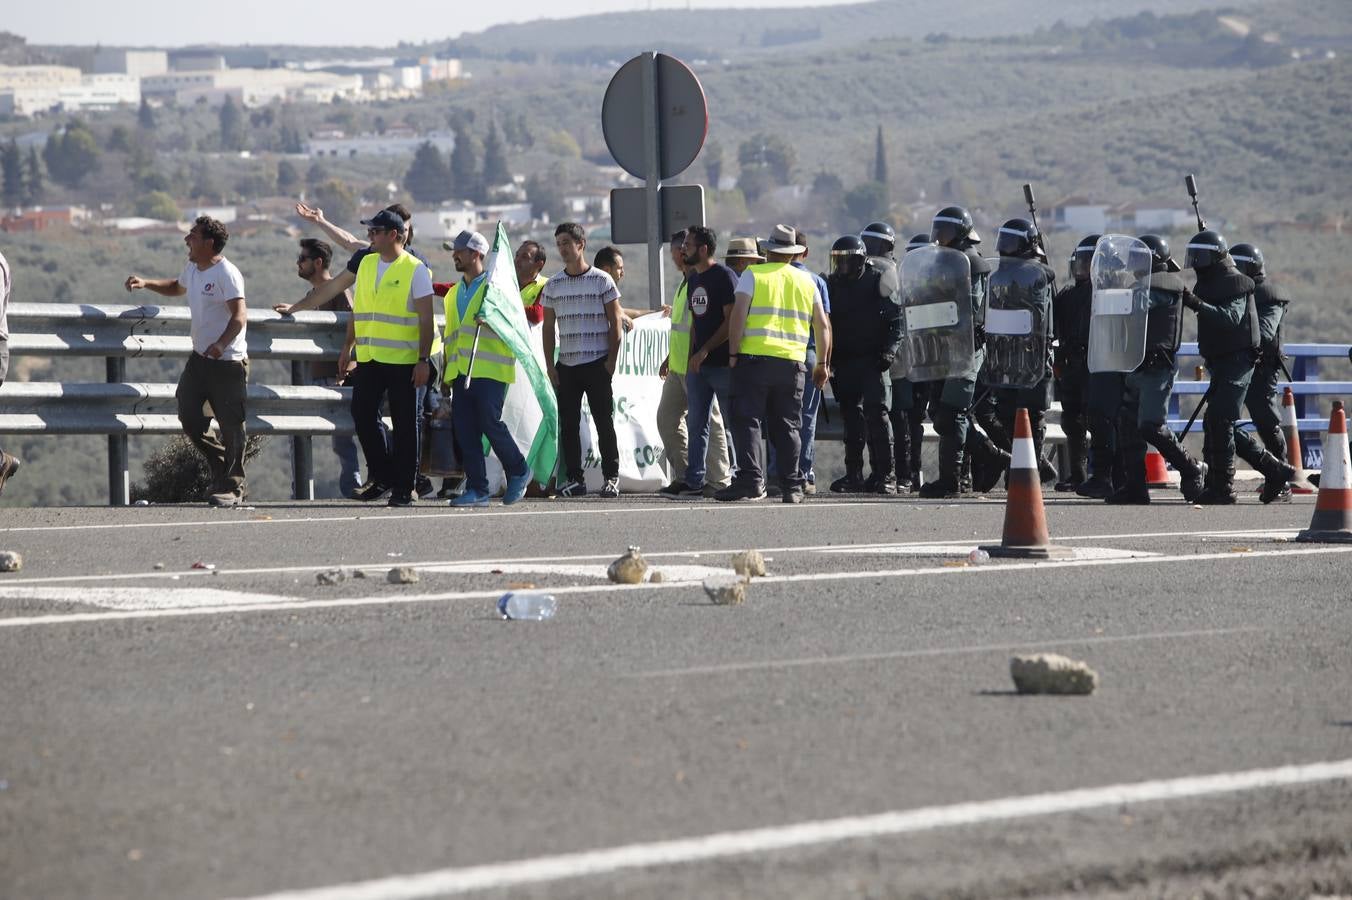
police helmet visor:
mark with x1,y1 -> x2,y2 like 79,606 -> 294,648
994,227 -> 1029,257
831,251 -> 866,278
1069,250 -> 1093,281
930,218 -> 964,247
1184,241 -> 1225,270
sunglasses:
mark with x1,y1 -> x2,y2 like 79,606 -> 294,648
367,227 -> 389,237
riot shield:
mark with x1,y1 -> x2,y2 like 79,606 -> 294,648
1088,234 -> 1151,373
900,245 -> 975,382
980,257 -> 1051,389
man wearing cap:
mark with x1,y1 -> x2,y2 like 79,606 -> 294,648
440,230 -> 532,508
717,224 -> 833,504
724,237 -> 764,276
335,209 -> 436,507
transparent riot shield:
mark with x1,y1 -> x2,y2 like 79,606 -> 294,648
980,257 -> 1051,389
900,245 -> 975,382
1088,234 -> 1151,373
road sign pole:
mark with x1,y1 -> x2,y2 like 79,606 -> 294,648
640,52 -> 664,311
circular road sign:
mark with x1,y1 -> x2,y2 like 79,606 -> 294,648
602,53 -> 708,181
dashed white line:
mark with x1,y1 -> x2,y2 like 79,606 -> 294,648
226,758 -> 1352,900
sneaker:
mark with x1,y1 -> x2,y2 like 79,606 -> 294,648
415,475 -> 436,499
437,476 -> 466,500
451,488 -> 491,508
599,477 -> 620,498
803,480 -> 817,495
503,471 -> 531,506
782,487 -> 805,504
353,480 -> 391,502
703,483 -> 727,498
658,482 -> 686,497
207,491 -> 241,508
557,479 -> 587,498
0,452 -> 21,496
714,482 -> 767,502
387,492 -> 415,507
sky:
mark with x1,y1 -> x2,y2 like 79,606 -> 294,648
9,0 -> 855,48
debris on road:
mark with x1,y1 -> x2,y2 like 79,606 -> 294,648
608,546 -> 648,584
967,549 -> 991,565
152,562 -> 165,570
704,575 -> 749,606
731,549 -> 767,577
386,566 -> 420,585
191,562 -> 216,571
316,569 -> 347,586
352,569 -> 367,579
1010,653 -> 1099,695
648,570 -> 665,583
0,551 -> 24,573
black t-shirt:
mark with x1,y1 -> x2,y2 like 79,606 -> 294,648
687,262 -> 738,368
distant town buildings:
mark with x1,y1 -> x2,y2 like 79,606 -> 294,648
306,129 -> 457,159
0,65 -> 140,117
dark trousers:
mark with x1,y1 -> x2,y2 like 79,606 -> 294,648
350,360 -> 418,495
1056,360 -> 1090,482
557,357 -> 619,481
831,357 -> 892,476
176,352 -> 249,497
730,355 -> 806,491
452,374 -> 527,494
1202,353 -> 1255,471
1236,356 -> 1286,464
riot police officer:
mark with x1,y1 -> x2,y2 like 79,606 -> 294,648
980,218 -> 1056,489
1230,242 -> 1296,503
827,235 -> 902,493
888,234 -> 933,491
1182,230 -> 1261,504
1107,235 -> 1205,504
917,206 -> 989,498
1053,235 -> 1098,492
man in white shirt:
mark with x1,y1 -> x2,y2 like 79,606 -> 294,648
125,217 -> 250,507
0,248 -> 19,497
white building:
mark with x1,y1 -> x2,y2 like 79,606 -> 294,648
143,68 -> 363,108
475,202 -> 533,229
187,205 -> 237,224
93,49 -> 169,78
411,203 -> 478,242
0,69 -> 139,117
306,130 -> 456,159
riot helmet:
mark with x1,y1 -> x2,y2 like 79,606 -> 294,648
1184,230 -> 1229,270
860,221 -> 896,258
830,235 -> 868,279
904,233 -> 932,253
1137,234 -> 1181,273
930,206 -> 975,248
1228,242 -> 1265,278
995,218 -> 1039,259
1068,233 -> 1101,282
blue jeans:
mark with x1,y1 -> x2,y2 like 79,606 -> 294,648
685,365 -> 734,488
768,348 -> 819,484
452,374 -> 527,495
311,375 -> 363,496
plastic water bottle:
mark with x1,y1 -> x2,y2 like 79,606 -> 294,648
497,591 -> 557,621
967,548 -> 990,565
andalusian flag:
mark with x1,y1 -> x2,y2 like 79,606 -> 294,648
481,222 -> 559,485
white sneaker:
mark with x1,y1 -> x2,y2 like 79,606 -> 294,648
599,477 -> 620,498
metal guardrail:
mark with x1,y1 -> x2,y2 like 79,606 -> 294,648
0,303 -> 358,505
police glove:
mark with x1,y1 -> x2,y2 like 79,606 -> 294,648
1181,289 -> 1203,312
877,353 -> 895,372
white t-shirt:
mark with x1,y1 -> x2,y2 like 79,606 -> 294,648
0,249 -> 10,341
378,258 -> 434,312
179,257 -> 247,361
542,266 -> 620,367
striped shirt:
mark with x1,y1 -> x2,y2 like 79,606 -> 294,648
542,265 -> 620,367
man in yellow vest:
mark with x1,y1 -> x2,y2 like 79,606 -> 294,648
515,240 -> 549,325
717,224 -> 833,504
657,230 -> 731,496
335,209 -> 436,507
441,230 -> 532,508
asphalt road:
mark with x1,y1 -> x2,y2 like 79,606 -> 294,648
1,491 -> 1350,899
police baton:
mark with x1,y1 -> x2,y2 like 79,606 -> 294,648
1023,183 -> 1058,294
1184,174 -> 1207,231
463,320 -> 484,390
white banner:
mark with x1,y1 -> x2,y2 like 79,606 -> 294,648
485,315 -> 670,493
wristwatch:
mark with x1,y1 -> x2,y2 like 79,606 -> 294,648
418,356 -> 431,364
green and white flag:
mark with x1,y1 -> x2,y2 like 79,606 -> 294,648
479,222 -> 559,485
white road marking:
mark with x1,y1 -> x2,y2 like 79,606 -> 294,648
631,626 -> 1261,678
226,758 -> 1352,900
418,563 -> 731,582
0,586 -> 293,611
1,544 -> 1349,629
819,544 -> 1157,559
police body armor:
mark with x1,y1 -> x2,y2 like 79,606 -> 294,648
1088,234 -> 1151,373
1193,262 -> 1259,360
828,265 -> 891,360
1141,270 -> 1187,367
1053,280 -> 1092,369
899,245 -> 976,382
981,257 -> 1052,389
1254,277 -> 1291,356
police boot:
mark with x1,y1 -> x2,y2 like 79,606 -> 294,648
1258,425 -> 1288,463
864,471 -> 898,495
1143,423 -> 1206,504
830,464 -> 867,494
1256,450 -> 1295,505
1197,450 -> 1237,505
969,434 -> 1010,494
1033,424 -> 1057,484
919,433 -> 962,499
1055,427 -> 1088,492
1106,455 -> 1151,505
1076,440 -> 1116,500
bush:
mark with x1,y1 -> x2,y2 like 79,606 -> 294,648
131,434 -> 268,503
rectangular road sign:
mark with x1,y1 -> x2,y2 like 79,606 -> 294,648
610,185 -> 705,245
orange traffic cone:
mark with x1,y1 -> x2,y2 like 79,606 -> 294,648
981,408 -> 1073,560
1297,401 -> 1352,543
1144,447 -> 1171,488
1280,387 -> 1317,494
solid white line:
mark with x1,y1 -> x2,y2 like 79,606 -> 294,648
2,544 -> 1348,629
630,626 -> 1261,678
227,758 -> 1352,900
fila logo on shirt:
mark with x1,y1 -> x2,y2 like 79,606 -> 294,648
202,283 -> 216,294
690,286 -> 710,316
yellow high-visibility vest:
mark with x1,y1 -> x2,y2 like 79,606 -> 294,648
739,262 -> 814,362
521,274 -> 547,306
668,280 -> 692,375
353,251 -> 421,364
442,278 -> 517,385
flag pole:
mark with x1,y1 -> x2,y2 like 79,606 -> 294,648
464,322 -> 483,390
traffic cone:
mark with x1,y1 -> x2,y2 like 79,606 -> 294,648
1144,447 -> 1171,488
981,408 -> 1073,560
1297,401 -> 1352,543
1280,387 -> 1317,494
